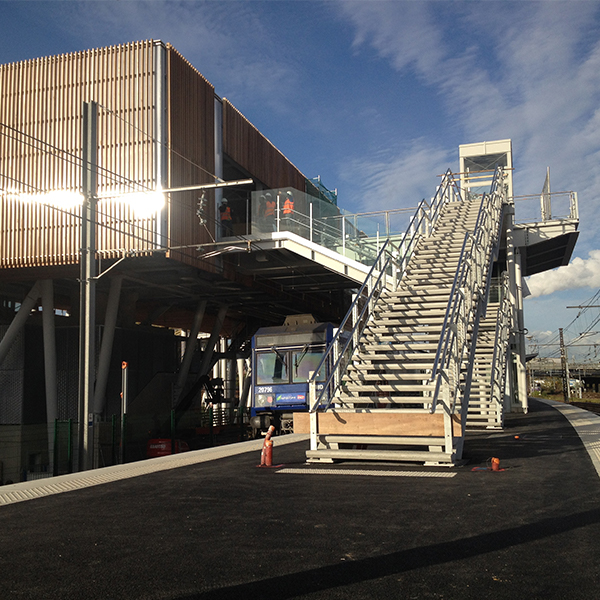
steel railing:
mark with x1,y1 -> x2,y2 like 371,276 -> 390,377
307,169 -> 464,414
428,167 -> 507,417
488,272 -> 512,424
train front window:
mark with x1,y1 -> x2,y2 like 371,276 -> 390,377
256,351 -> 288,385
292,348 -> 326,383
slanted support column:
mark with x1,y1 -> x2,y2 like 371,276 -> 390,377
41,280 -> 58,470
175,300 -> 207,398
0,281 -> 41,367
198,305 -> 229,377
93,275 -> 123,418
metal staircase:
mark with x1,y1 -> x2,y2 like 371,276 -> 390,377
466,273 -> 512,429
296,168 -> 508,465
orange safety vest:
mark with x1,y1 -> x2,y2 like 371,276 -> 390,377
265,200 -> 276,217
283,198 -> 294,214
220,206 -> 232,221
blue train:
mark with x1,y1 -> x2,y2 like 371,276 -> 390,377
249,317 -> 337,436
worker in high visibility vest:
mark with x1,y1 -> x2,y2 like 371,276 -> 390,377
219,198 -> 233,236
264,192 -> 276,231
282,191 -> 294,233
283,191 -> 294,215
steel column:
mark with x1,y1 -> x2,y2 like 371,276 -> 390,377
78,101 -> 98,471
41,279 -> 58,470
175,300 -> 207,395
198,305 -> 228,377
93,275 -> 123,417
0,281 -> 41,367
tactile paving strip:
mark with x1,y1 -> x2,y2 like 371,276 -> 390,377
0,434 -> 309,506
538,398 -> 600,479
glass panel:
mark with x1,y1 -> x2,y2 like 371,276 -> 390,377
291,348 -> 326,383
255,351 -> 288,385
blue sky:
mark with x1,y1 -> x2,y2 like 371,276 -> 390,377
2,0 -> 600,359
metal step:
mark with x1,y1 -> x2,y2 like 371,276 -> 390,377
316,434 -> 445,446
341,382 -> 436,393
306,448 -> 455,464
336,397 -> 434,406
345,372 -> 432,382
348,362 -> 435,371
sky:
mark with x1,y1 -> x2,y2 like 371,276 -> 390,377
1,0 -> 600,361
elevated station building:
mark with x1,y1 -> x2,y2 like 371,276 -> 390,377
0,41 -> 579,481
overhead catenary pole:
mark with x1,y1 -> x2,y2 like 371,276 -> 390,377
559,328 -> 571,403
78,101 -> 98,471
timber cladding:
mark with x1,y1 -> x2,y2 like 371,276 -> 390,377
0,41 -> 157,268
0,40 -> 310,274
165,46 -> 217,271
222,99 -> 305,191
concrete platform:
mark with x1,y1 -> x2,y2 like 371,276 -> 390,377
1,398 -> 599,599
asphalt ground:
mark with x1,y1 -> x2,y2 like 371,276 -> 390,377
1,399 -> 599,600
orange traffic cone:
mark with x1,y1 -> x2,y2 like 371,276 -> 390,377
259,425 -> 276,467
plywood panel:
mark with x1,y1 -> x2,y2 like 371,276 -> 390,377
293,411 -> 461,437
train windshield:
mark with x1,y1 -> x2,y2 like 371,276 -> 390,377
255,347 -> 327,385
292,348 -> 327,383
255,351 -> 288,385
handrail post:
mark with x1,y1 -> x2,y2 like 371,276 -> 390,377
352,293 -> 359,348
309,374 -> 318,451
333,338 -> 340,393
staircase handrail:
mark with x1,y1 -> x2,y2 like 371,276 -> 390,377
429,167 -> 507,414
308,169 -> 462,413
489,272 -> 512,413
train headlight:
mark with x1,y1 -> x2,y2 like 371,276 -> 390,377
255,394 -> 275,408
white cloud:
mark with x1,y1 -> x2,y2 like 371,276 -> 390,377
64,1 -> 298,112
339,139 -> 452,212
343,1 -> 445,77
527,250 -> 600,298
335,1 -> 600,250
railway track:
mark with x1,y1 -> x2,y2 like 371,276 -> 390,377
570,401 -> 600,415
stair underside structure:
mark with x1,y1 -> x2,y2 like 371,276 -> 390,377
466,272 -> 512,429
297,186 -> 505,465
466,303 -> 502,428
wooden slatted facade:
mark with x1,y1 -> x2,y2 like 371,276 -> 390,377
0,41 -> 158,268
223,99 -> 306,191
166,47 -> 216,269
0,41 -> 310,273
